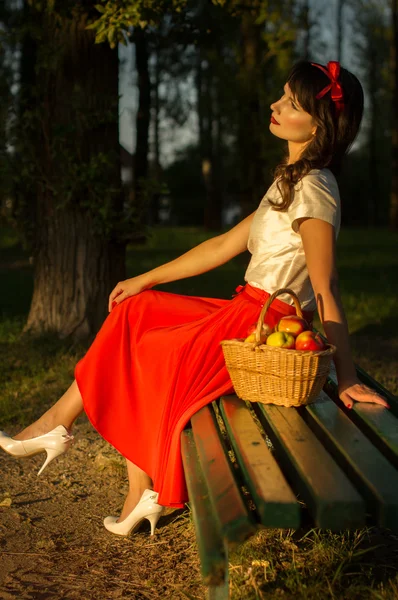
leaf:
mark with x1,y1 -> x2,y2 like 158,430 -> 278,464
0,497 -> 12,507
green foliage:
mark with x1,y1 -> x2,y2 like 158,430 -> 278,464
4,2 -> 145,248
86,0 -> 187,47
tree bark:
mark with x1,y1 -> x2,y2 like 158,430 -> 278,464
23,8 -> 125,341
336,0 -> 345,62
150,46 -> 161,225
301,0 -> 311,60
390,0 -> 398,229
196,51 -> 220,230
237,11 -> 264,217
26,207 -> 125,340
367,35 -> 378,225
133,27 -> 151,222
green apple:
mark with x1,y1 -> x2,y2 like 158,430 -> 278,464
266,331 -> 295,349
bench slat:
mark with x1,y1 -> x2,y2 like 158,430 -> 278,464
219,395 -> 300,528
181,429 -> 228,587
252,401 -> 366,530
326,366 -> 398,468
191,404 -> 257,545
302,391 -> 398,531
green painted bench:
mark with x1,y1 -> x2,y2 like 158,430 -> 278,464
181,364 -> 398,599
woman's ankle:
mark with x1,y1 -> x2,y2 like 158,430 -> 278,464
13,414 -> 71,441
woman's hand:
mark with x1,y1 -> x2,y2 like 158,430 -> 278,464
338,378 -> 390,410
108,275 -> 151,312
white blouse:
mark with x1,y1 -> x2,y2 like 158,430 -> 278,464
244,168 -> 341,311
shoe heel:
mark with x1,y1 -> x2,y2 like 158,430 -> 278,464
147,512 -> 162,536
37,447 -> 64,476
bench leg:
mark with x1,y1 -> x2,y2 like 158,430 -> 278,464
181,429 -> 230,596
207,541 -> 229,600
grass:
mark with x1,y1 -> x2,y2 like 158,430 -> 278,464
1,224 -> 398,599
228,526 -> 398,599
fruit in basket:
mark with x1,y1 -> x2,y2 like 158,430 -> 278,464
244,333 -> 256,343
244,322 -> 272,343
276,315 -> 309,338
266,331 -> 295,349
295,330 -> 326,351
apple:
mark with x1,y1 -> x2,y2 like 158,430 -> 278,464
266,331 -> 295,349
295,330 -> 326,351
244,333 -> 257,343
277,315 -> 309,338
245,322 -> 272,344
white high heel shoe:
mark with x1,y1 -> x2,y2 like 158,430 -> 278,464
0,425 -> 74,475
104,489 -> 165,536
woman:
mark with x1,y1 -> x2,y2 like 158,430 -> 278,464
0,60 -> 389,537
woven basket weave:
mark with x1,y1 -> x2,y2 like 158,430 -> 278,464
221,288 -> 336,407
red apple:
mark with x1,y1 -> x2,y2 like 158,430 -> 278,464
266,331 -> 295,349
295,330 -> 326,351
277,315 -> 309,338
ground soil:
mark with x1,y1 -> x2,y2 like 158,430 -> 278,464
0,419 -> 205,600
1,334 -> 397,600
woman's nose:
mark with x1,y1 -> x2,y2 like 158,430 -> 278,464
271,95 -> 283,109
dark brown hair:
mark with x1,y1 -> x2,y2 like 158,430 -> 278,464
270,60 -> 364,211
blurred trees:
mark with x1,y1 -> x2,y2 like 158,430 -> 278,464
338,0 -> 392,226
7,1 -> 126,339
0,0 -> 14,213
1,0 -> 398,339
391,0 -> 398,228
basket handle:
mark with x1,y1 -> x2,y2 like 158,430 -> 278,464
255,288 -> 304,345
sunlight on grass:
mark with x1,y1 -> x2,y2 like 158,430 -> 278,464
229,526 -> 398,599
0,320 -> 86,428
1,225 -> 398,598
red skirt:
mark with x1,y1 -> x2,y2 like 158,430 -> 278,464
74,284 -> 314,508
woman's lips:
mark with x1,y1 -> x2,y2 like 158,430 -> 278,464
270,116 -> 280,125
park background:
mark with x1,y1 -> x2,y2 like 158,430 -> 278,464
0,1 -> 398,599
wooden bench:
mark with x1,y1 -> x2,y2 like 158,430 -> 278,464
181,364 -> 398,599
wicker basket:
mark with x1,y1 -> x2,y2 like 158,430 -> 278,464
221,288 -> 336,407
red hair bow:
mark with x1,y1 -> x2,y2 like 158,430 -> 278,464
311,61 -> 344,114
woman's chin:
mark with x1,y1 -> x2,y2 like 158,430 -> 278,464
269,124 -> 286,140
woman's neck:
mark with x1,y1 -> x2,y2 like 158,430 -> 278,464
287,140 -> 308,164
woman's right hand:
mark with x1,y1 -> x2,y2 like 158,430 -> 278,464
108,275 -> 151,312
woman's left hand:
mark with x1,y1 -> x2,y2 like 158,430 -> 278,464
338,378 -> 390,410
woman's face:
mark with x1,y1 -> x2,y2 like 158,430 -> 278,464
270,83 -> 317,146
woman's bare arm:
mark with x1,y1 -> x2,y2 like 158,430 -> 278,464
109,212 -> 255,310
146,211 -> 255,286
297,217 -> 389,409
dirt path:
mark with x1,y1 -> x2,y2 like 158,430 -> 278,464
1,335 -> 397,600
0,419 -> 205,600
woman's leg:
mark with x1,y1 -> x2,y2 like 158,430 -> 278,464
117,459 -> 153,521
13,381 -> 155,517
14,380 -> 84,440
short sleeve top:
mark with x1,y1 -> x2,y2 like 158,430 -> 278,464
244,168 -> 341,311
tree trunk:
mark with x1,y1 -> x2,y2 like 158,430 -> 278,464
390,0 -> 398,229
133,27 -> 151,221
301,0 -> 311,60
202,64 -> 218,230
26,208 -> 125,340
237,11 -> 264,217
150,46 -> 161,225
336,0 -> 345,62
367,37 -> 378,225
23,8 -> 125,341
